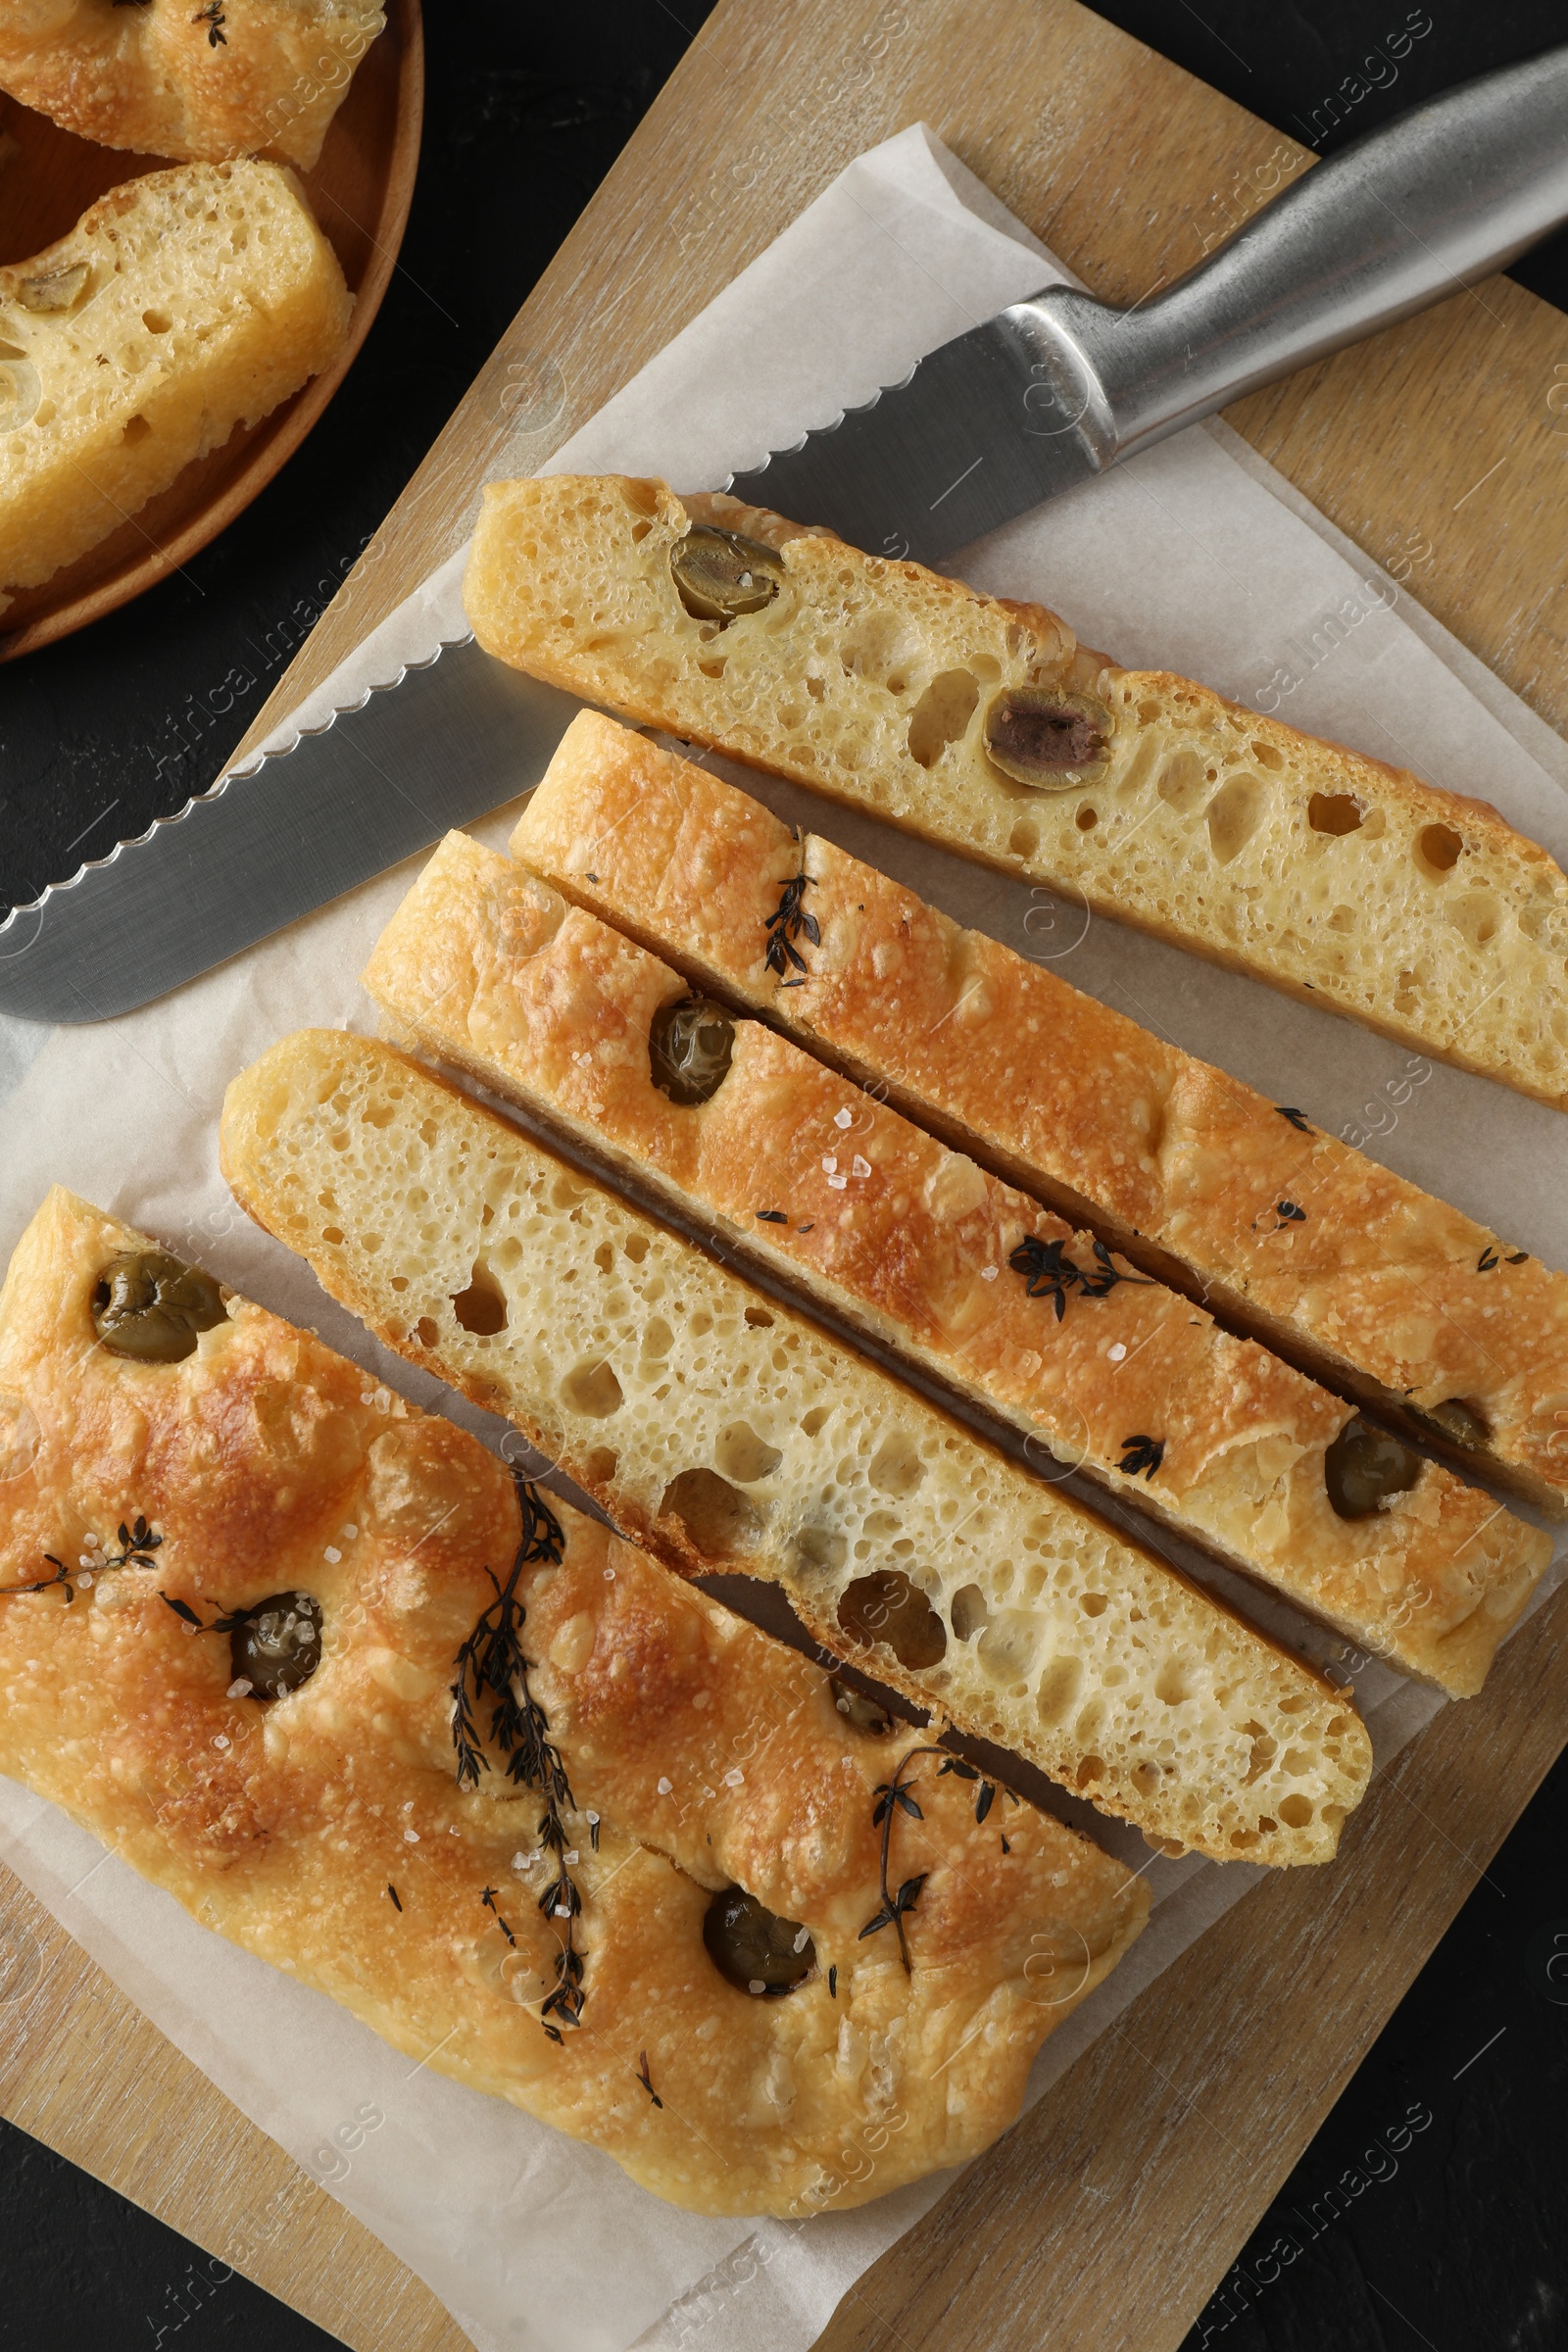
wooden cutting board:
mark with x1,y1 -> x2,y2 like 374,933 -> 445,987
2,5 -> 1566,2348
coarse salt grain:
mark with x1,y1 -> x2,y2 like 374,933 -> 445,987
793,1926 -> 810,1952
342,1524 -> 359,1541
1108,1343 -> 1127,1362
827,1174 -> 848,1190
723,1769 -> 743,1788
403,1828 -> 419,1843
834,1108 -> 853,1129
980,1266 -> 999,1281
323,1546 -> 342,1563
749,1980 -> 765,1995
213,1735 -> 229,1751
657,1776 -> 673,1794
227,1679 -> 252,1698
852,1155 -> 870,1178
821,1155 -> 838,1174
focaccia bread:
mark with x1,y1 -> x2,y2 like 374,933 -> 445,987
0,1186 -> 1150,2217
0,163 -> 351,610
0,1 -> 386,169
364,829 -> 1546,1695
464,475 -> 1568,1113
220,1029 -> 1375,1866
514,714 -> 1568,1520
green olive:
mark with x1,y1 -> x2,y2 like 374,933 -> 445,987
703,1886 -> 815,1995
649,998 -> 735,1105
982,687 -> 1113,790
828,1672 -> 894,1736
837,1569 -> 949,1670
231,1592 -> 322,1698
670,526 -> 784,623
1324,1419 -> 1422,1520
92,1250 -> 228,1363
1420,1398 -> 1491,1451
16,264 -> 90,315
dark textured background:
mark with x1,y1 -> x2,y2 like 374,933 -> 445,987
2,5 -> 1566,2348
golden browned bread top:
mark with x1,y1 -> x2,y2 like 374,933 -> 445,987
0,1 -> 386,169
511,712 -> 1568,1520
0,1187 -> 1148,2216
365,824 -> 1547,1695
465,475 -> 1568,1112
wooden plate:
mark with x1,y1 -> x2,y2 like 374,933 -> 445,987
0,0 -> 423,663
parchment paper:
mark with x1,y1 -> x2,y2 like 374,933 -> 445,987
0,125 -> 1564,2352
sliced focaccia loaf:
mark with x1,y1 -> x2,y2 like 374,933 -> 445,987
0,162 -> 351,610
220,1029 -> 1375,1866
0,1 -> 386,170
514,712 -> 1568,1520
464,474 -> 1568,1113
0,1186 -> 1149,2218
364,828 -> 1546,1695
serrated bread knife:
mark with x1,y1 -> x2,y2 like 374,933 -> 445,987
5,46 -> 1566,1025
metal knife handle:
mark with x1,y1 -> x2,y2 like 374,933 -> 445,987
1006,44 -> 1568,466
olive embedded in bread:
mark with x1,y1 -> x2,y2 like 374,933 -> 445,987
649,998 -> 735,1104
231,1592 -> 323,1697
703,1886 -> 815,1995
670,525 -> 784,623
92,1250 -> 227,1362
1323,1419 -> 1422,1520
829,1673 -> 895,1737
982,687 -> 1113,789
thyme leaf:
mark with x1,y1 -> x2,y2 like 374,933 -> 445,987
1008,1235 -> 1156,1322
636,2051 -> 663,2108
1275,1105 -> 1313,1134
2,1513 -> 161,1605
1118,1434 -> 1164,1481
859,1745 -> 945,1971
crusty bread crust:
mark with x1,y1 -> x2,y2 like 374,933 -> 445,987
0,162 -> 351,606
0,1186 -> 1148,2217
365,827 -> 1546,1695
514,713 -> 1568,1520
465,475 -> 1568,1112
220,1029 -> 1375,1866
0,1 -> 386,169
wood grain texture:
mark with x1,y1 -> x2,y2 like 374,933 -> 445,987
4,1 -> 1566,2346
0,1874 -> 466,2349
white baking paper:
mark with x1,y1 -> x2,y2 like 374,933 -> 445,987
0,123 -> 1564,2352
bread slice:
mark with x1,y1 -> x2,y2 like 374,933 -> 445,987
0,1187 -> 1148,2216
0,2 -> 386,171
364,827 -> 1547,1695
464,474 -> 1568,1114
0,162 -> 352,610
514,713 -> 1568,1524
220,1029 -> 1374,1866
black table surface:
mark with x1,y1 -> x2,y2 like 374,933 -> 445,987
2,5 -> 1566,2348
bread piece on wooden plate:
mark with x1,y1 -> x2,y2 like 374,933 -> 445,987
464,475 -> 1568,1113
514,714 -> 1568,1522
0,1186 -> 1151,2217
363,829 -> 1547,1696
0,162 -> 351,611
220,1029 -> 1374,1865
0,1 -> 386,170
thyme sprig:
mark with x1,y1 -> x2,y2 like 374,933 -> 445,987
1008,1235 -> 1156,1322
1,1514 -> 161,1604
859,1743 -> 945,1973
636,2051 -> 663,2108
452,1479 -> 586,2041
764,836 -> 818,988
193,2 -> 227,46
161,1592 -> 251,1635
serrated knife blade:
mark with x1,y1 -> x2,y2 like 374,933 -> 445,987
0,638 -> 582,1026
3,47 -> 1565,1026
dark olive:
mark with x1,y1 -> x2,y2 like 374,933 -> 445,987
837,1570 -> 949,1670
650,997 -> 735,1105
231,1592 -> 322,1698
92,1250 -> 228,1363
828,1672 -> 894,1737
1420,1397 -> 1491,1451
983,687 -> 1113,791
670,526 -> 785,623
1324,1419 -> 1422,1520
703,1886 -> 815,1995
